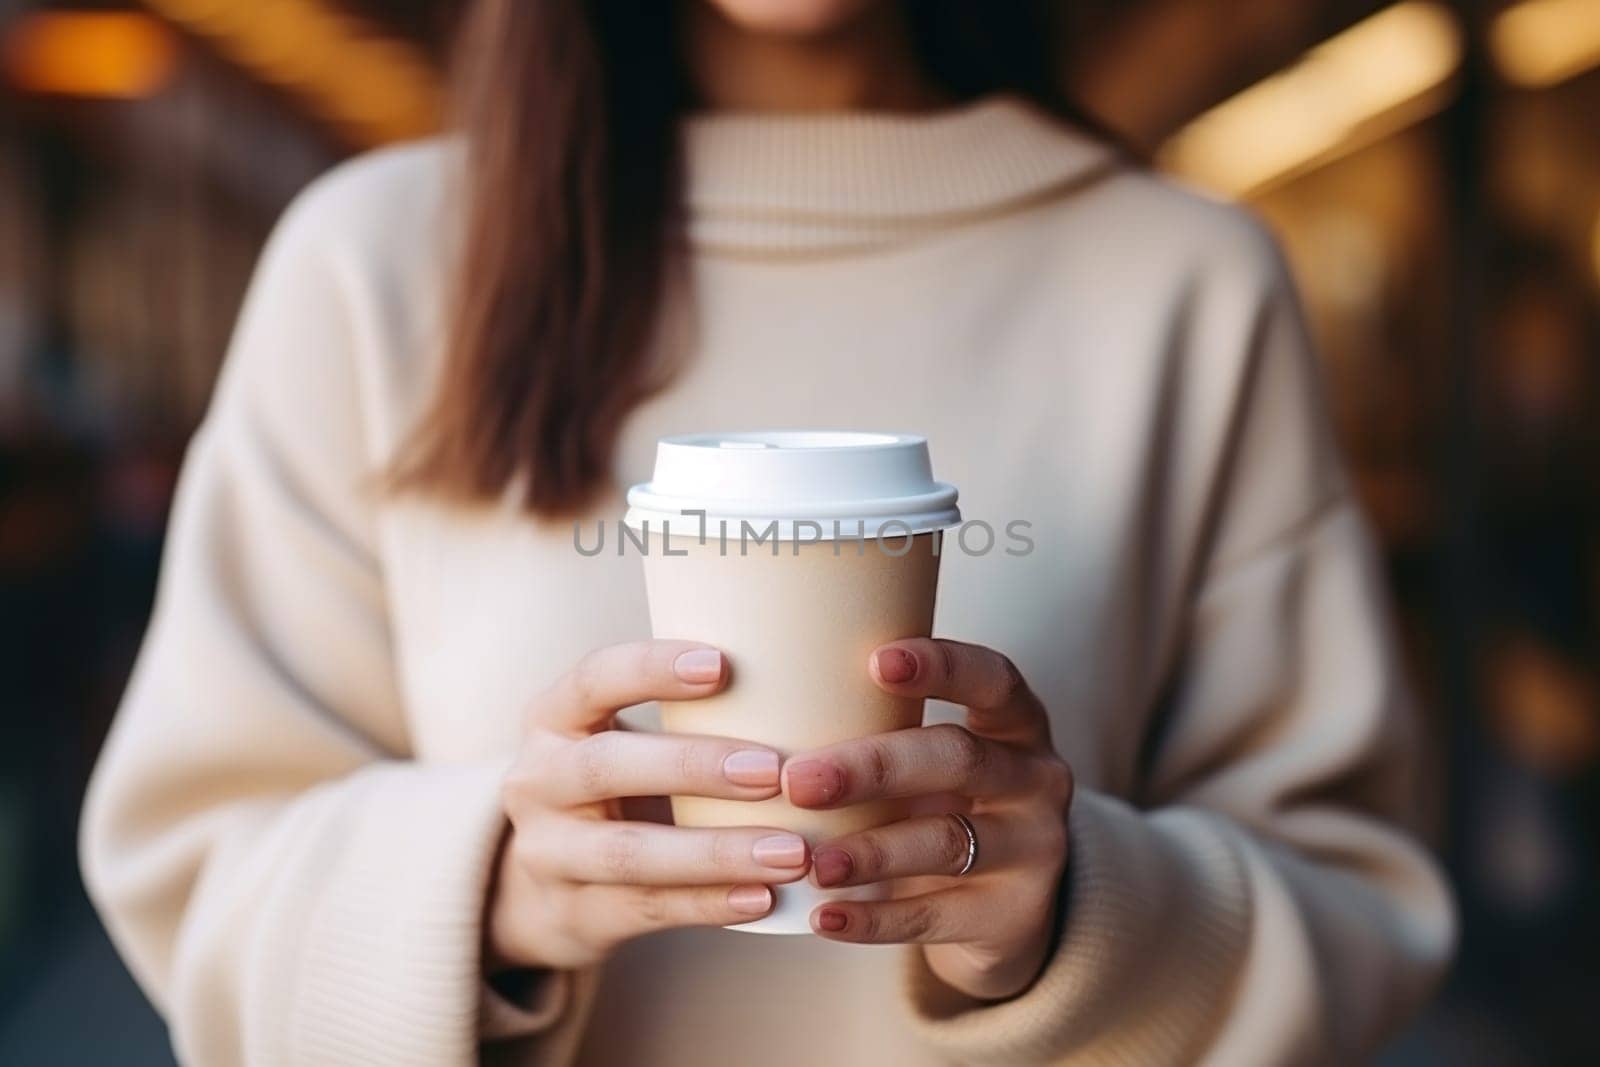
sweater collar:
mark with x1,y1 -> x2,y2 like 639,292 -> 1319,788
681,93 -> 1119,256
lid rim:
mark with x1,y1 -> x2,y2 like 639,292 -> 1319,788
622,507 -> 961,541
625,482 -> 959,517
625,429 -> 960,540
656,429 -> 928,455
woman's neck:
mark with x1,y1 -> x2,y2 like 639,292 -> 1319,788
681,2 -> 945,113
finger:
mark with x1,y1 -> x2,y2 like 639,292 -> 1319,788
575,882 -> 776,945
535,641 -> 729,735
783,723 -> 1037,808
869,639 -> 1051,746
810,885 -> 982,944
528,730 -> 782,808
516,818 -> 810,886
812,811 -> 1030,888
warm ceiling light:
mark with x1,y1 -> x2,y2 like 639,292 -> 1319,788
1159,2 -> 1462,198
144,0 -> 443,146
1491,0 -> 1600,88
2,12 -> 180,99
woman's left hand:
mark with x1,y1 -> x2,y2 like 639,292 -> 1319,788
783,638 -> 1074,1002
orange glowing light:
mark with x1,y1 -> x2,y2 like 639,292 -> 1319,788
1492,0 -> 1600,88
2,12 -> 179,99
1160,2 -> 1462,198
144,0 -> 443,146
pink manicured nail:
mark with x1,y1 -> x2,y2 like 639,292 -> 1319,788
816,907 -> 848,932
728,885 -> 773,915
785,760 -> 844,806
875,647 -> 919,684
752,834 -> 807,868
674,649 -> 724,684
723,750 -> 780,787
812,847 -> 853,887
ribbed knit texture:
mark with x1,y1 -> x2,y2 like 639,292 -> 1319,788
80,97 -> 1455,1066
684,94 -> 1117,254
276,765 -> 520,1064
901,794 -> 1252,1065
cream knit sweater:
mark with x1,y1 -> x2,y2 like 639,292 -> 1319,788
80,96 -> 1455,1066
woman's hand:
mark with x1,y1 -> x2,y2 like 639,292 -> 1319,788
489,640 -> 811,972
784,639 -> 1074,1001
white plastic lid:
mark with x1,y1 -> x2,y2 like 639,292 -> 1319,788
624,431 -> 960,541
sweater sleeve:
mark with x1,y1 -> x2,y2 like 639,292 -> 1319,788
78,169 -> 596,1066
899,220 -> 1456,1064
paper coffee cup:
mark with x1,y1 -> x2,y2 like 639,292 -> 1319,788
626,432 -> 960,934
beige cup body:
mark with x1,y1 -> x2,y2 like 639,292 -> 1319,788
640,530 -> 940,930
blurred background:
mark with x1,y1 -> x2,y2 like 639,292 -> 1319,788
0,0 -> 1596,1062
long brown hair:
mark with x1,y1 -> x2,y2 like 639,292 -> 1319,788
394,0 -> 1103,515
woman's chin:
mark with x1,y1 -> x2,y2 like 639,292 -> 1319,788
698,0 -> 884,38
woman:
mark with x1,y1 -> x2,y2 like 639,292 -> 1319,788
80,1 -> 1455,1064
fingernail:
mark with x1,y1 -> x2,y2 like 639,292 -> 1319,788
812,847 -> 853,887
816,907 -> 848,932
728,885 -> 772,915
876,648 -> 919,684
723,749 -> 780,787
674,649 -> 724,684
785,760 -> 844,806
752,834 -> 807,868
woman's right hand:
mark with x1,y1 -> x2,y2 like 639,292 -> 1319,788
487,641 -> 809,971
